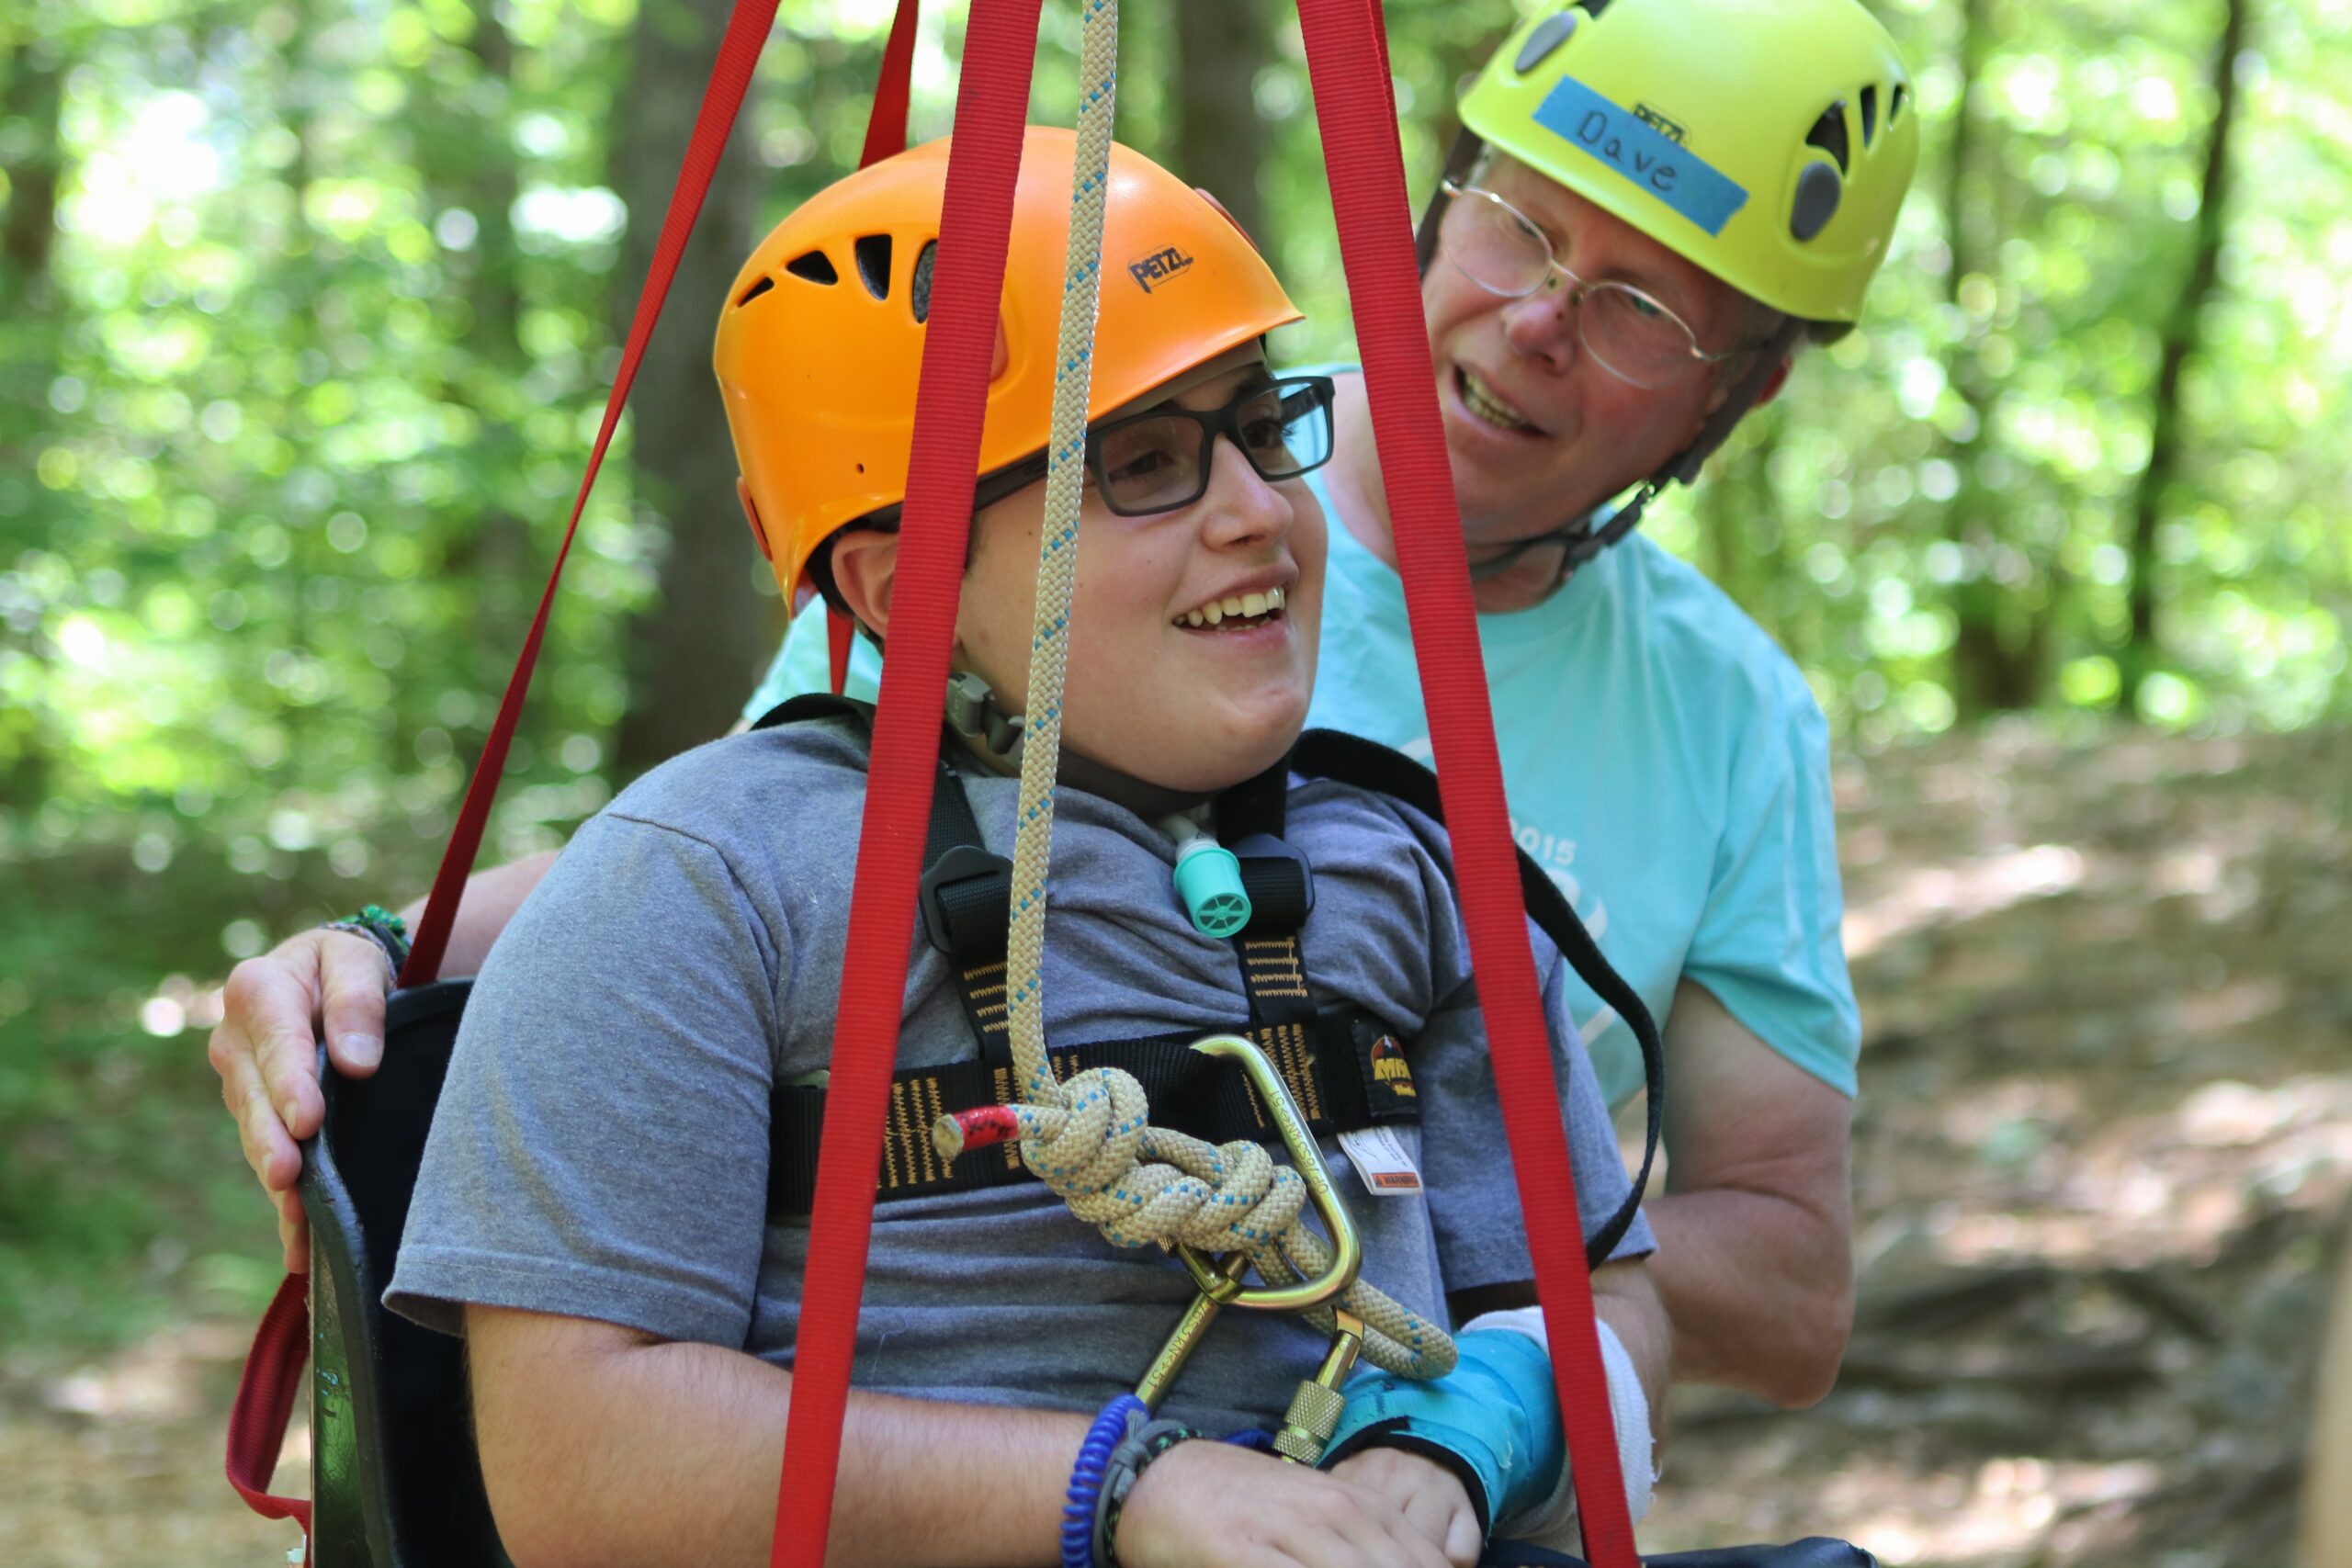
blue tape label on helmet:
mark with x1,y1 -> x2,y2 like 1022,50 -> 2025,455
1531,77 -> 1748,236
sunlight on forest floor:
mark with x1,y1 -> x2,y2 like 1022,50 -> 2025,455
3,723 -> 2346,1567
1646,724 -> 2349,1566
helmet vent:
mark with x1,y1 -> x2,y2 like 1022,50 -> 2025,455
854,233 -> 893,300
1890,83 -> 1909,124
785,250 -> 838,286
1804,101 -> 1850,175
1791,162 -> 1842,242
1858,85 -> 1879,146
1515,11 -> 1579,74
910,240 -> 938,323
735,276 -> 776,307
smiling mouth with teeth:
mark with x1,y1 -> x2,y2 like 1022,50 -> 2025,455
1172,586 -> 1286,630
1458,367 -> 1534,434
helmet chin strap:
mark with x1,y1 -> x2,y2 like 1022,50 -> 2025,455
1418,128 -> 1806,602
1463,482 -> 1654,585
944,669 -> 1212,818
1414,126 -> 1488,275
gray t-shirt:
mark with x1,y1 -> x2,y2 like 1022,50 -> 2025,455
390,719 -> 1652,1433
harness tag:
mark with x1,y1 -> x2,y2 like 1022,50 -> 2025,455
1338,1125 -> 1424,1198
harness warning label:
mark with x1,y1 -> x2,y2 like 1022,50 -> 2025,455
1339,1125 -> 1424,1198
1530,76 -> 1749,237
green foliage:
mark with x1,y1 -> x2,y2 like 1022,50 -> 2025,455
0,0 -> 2346,1348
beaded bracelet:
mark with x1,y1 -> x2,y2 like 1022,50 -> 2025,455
320,904 -> 412,982
1094,1415 -> 1204,1568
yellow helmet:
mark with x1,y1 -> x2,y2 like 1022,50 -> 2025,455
1457,0 -> 1918,324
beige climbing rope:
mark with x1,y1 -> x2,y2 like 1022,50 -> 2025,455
931,0 -> 1454,1384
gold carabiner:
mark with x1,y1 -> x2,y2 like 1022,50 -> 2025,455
1173,1033 -> 1362,1314
1274,1305 -> 1364,1464
1134,1250 -> 1251,1411
1131,1033 -> 1364,1415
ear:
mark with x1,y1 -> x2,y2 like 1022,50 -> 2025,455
1702,350 -> 1795,421
827,529 -> 901,640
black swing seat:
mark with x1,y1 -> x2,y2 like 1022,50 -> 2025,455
298,978 -> 1871,1568
300,977 -> 511,1567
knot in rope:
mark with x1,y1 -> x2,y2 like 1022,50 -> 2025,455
975,1066 -> 1310,1254
936,1071 -> 1454,1381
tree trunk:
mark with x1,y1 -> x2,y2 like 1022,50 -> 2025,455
2117,0 -> 2247,716
0,34 -> 62,301
0,31 -> 63,814
610,0 -> 775,781
1702,416 -> 1779,630
458,14 -> 526,367
1171,0 -> 1272,245
413,12 -> 533,674
1938,0 -> 2044,717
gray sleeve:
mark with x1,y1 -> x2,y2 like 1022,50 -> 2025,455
386,810 -> 783,1345
1414,926 -> 1656,1295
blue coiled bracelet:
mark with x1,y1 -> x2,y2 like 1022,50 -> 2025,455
1063,1396 -> 1272,1568
1062,1395 -> 1147,1568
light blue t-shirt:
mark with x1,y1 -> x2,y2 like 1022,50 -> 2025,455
741,369 -> 1860,1106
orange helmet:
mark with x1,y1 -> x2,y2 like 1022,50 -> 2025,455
715,126 -> 1304,599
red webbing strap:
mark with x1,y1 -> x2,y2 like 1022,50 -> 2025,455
831,0 -> 922,695
399,0 -> 781,987
765,3 -> 1043,1563
222,0 -> 926,1550
825,609 -> 854,694
860,0 -> 922,167
1295,3 -> 1640,1565
225,1272 -> 313,1560
228,0 -> 788,1541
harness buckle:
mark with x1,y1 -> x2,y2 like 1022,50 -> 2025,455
1227,833 -> 1315,931
918,844 -> 1013,958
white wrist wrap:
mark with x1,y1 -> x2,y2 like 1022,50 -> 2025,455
1460,1306 -> 1654,1541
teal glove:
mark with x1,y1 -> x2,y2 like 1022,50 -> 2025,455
1319,1328 -> 1566,1537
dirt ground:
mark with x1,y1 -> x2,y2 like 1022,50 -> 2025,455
6,723 -> 2346,1567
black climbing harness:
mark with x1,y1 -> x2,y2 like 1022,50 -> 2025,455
750,695 -> 1664,1271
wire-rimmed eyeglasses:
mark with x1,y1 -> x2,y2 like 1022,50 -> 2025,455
1437,178 -> 1747,390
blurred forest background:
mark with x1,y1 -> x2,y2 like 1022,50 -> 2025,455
2,0 -> 2347,1562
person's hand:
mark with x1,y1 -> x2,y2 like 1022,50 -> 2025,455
1330,1445 -> 1484,1565
1114,1438 -> 1478,1568
208,928 -> 394,1271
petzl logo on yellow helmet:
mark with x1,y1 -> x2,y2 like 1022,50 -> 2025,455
1632,103 -> 1688,145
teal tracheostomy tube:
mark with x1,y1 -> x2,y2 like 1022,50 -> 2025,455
1168,816 -> 1251,938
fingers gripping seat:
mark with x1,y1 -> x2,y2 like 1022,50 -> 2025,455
299,979 -> 512,1567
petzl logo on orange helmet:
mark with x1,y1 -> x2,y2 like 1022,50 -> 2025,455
1127,244 -> 1195,294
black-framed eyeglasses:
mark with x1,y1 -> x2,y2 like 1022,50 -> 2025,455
863,375 -> 1337,530
1437,178 -> 1747,390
